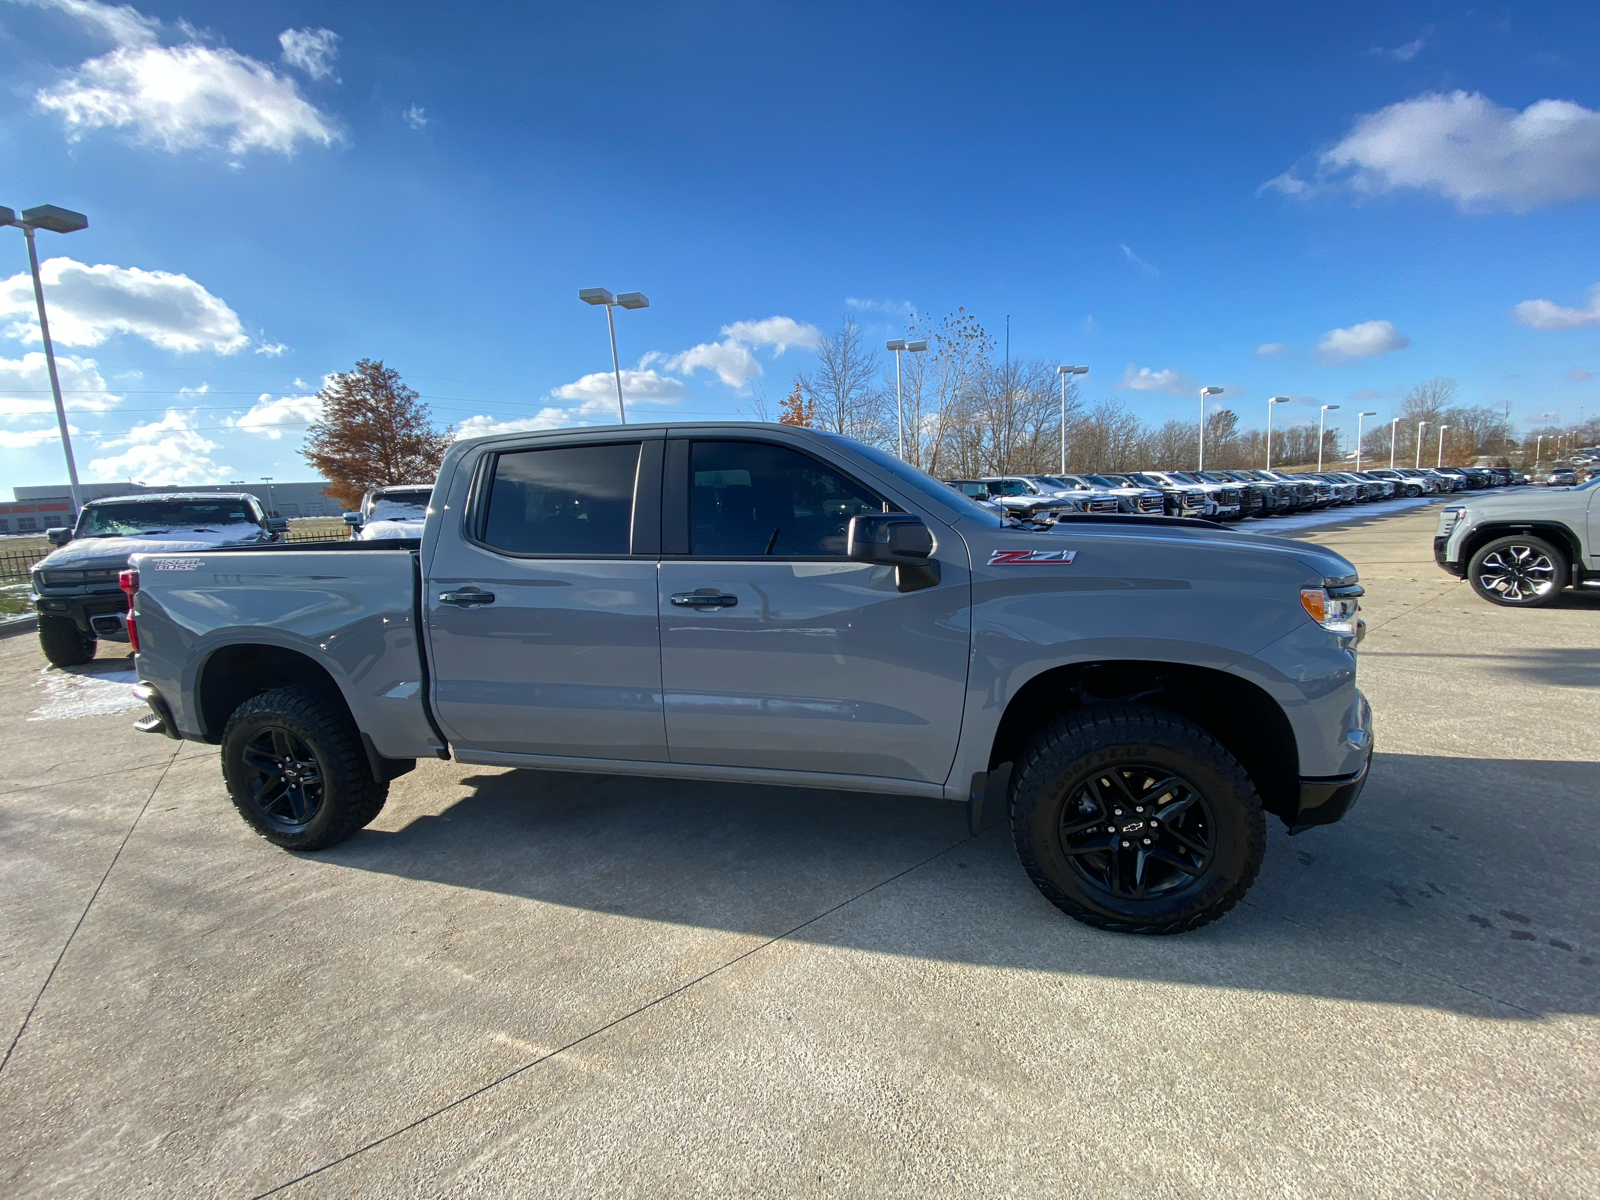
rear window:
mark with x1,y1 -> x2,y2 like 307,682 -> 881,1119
478,442 -> 640,555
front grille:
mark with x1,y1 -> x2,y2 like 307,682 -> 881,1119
1088,497 -> 1119,513
1218,488 -> 1240,504
1137,495 -> 1163,514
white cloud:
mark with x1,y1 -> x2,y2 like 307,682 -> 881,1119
453,411 -> 568,441
660,315 -> 822,391
278,27 -> 338,81
26,0 -> 339,157
403,104 -> 428,130
1367,29 -> 1431,62
1120,365 -> 1193,394
1082,315 -> 1098,334
1256,342 -> 1289,356
0,256 -> 249,353
720,316 -> 821,353
664,340 -> 761,388
845,297 -> 915,316
254,341 -> 289,357
88,407 -> 231,484
1513,284 -> 1600,331
1569,367 -> 1594,382
0,424 -> 79,449
0,352 -> 119,417
552,368 -> 688,406
1265,91 -> 1600,212
1316,320 -> 1411,362
1120,244 -> 1159,276
230,392 -> 320,439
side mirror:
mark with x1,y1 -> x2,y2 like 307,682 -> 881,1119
343,511 -> 363,527
847,514 -> 940,593
265,516 -> 289,534
46,526 -> 72,546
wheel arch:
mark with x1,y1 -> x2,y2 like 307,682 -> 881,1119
197,643 -> 353,744
987,660 -> 1301,825
1462,521 -> 1581,576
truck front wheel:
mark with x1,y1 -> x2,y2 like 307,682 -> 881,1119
1467,535 -> 1567,607
38,614 -> 96,668
1010,705 -> 1266,935
220,685 -> 388,851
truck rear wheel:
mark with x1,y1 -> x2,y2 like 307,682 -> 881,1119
1467,535 -> 1568,607
220,685 -> 388,851
38,614 -> 96,668
1010,704 -> 1266,935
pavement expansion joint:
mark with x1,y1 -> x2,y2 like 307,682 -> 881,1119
0,743 -> 183,1077
250,829 -> 979,1198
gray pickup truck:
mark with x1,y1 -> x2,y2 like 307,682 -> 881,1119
124,424 -> 1373,935
1434,476 -> 1598,605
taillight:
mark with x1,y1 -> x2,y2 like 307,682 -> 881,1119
119,569 -> 140,652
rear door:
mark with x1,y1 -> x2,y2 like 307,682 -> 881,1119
426,435 -> 667,761
656,437 -> 970,784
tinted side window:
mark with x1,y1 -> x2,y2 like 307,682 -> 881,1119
480,442 -> 639,555
690,441 -> 882,557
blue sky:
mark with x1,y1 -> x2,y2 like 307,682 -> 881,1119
2,0 -> 1599,487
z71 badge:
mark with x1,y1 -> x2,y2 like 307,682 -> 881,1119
988,549 -> 1077,565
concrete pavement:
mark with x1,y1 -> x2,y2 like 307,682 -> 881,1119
0,501 -> 1595,1197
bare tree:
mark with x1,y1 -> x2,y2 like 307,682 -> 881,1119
800,316 -> 882,440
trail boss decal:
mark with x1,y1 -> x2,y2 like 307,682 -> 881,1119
988,549 -> 1078,565
151,558 -> 202,571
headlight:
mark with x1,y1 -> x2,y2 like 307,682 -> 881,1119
1437,506 -> 1467,535
1300,587 -> 1361,635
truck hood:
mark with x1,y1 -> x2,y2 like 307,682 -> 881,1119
37,527 -> 270,573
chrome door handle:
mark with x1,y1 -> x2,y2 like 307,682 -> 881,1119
670,591 -> 738,608
439,587 -> 496,607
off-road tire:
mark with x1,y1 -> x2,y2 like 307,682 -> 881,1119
220,685 -> 388,851
1467,535 -> 1568,608
1010,704 -> 1266,935
38,614 -> 96,667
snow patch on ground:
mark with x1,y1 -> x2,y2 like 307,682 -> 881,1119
30,666 -> 145,721
1251,496 -> 1440,534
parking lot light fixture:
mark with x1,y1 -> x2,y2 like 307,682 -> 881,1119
1058,365 -> 1088,473
1416,421 -> 1429,469
1265,396 -> 1290,469
579,287 -> 649,424
887,339 -> 907,457
1354,411 -> 1377,471
1198,386 -> 1223,471
1317,404 -> 1340,471
1437,424 -> 1449,469
3,202 -> 89,513
1390,417 -> 1400,469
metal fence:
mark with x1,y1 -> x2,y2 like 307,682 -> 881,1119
0,527 -> 351,585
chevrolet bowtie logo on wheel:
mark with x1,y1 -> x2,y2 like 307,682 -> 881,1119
988,549 -> 1078,565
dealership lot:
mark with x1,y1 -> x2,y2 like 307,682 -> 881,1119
1,502 -> 1595,1198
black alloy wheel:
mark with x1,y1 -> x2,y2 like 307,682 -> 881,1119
1010,704 -> 1265,934
1467,535 -> 1568,608
239,726 -> 325,833
220,685 -> 389,850
1057,766 -> 1214,901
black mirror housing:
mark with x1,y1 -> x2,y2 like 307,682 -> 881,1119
847,514 -> 940,592
46,526 -> 72,546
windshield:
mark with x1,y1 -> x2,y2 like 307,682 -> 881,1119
822,435 -> 1001,523
1085,474 -> 1126,488
1128,473 -> 1168,488
77,499 -> 260,537
1164,472 -> 1201,484
1043,475 -> 1089,489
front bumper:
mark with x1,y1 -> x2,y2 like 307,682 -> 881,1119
33,588 -> 128,636
1289,750 -> 1371,834
1433,536 -> 1465,576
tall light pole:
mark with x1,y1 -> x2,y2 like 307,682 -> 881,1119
1197,386 -> 1223,471
886,338 -> 928,461
579,288 -> 649,424
1536,411 -> 1556,472
1265,396 -> 1290,469
1057,365 -> 1088,473
1317,404 -> 1340,471
3,203 -> 89,513
1354,411 -> 1377,470
1436,424 -> 1449,469
1415,421 -> 1429,468
261,477 -> 276,515
1389,418 -> 1400,469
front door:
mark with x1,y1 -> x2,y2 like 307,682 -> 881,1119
657,438 -> 970,784
427,437 -> 667,761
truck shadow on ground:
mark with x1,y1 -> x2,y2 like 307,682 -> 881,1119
1365,645 -> 1600,689
329,750 -> 1600,1021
